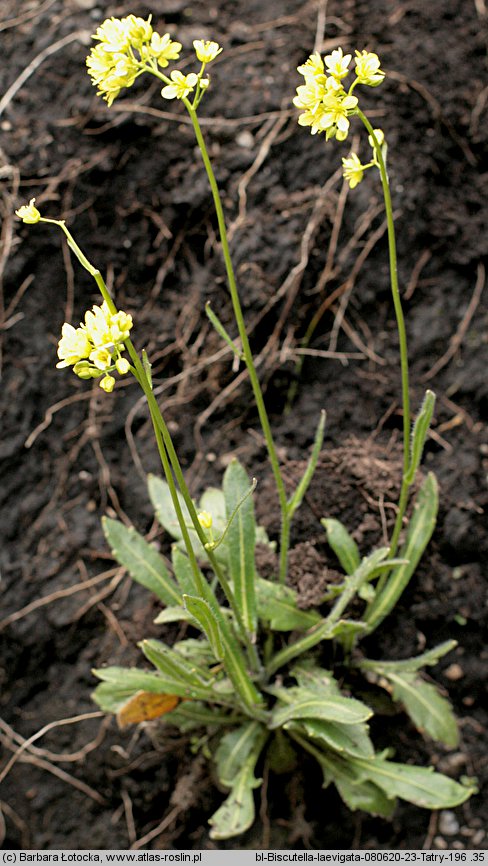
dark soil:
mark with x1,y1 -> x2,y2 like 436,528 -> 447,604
1,0 -> 487,851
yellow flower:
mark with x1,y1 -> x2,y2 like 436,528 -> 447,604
100,375 -> 116,393
86,44 -> 138,105
93,17 -> 131,53
197,510 -> 213,530
321,89 -> 358,138
109,310 -> 133,342
297,52 -> 325,82
125,14 -> 153,48
342,153 -> 364,188
82,302 -> 112,347
324,47 -> 351,80
56,324 -> 92,368
354,50 -> 385,86
15,198 -> 41,224
115,357 -> 130,375
193,40 -> 222,63
147,32 -> 182,67
89,347 -> 113,371
161,70 -> 198,100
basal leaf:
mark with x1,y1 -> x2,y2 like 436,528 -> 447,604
387,672 -> 459,747
183,595 -> 224,661
321,518 -> 360,575
359,639 -> 457,674
366,473 -> 438,630
208,765 -> 261,840
92,666 -> 222,704
269,686 -> 373,728
139,638 -> 213,687
214,721 -> 265,787
102,517 -> 181,606
350,755 -> 476,809
223,460 -> 257,634
293,718 -> 374,759
256,577 -> 321,631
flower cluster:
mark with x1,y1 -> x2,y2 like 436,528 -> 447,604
57,301 -> 133,393
293,47 -> 384,141
86,15 -> 222,107
86,14 -> 182,105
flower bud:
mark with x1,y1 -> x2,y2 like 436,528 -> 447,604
197,510 -> 213,530
100,375 -> 115,393
115,357 -> 130,375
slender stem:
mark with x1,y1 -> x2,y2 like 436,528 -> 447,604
182,101 -> 291,583
356,108 -> 411,559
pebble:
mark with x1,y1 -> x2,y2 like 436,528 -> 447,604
236,130 -> 255,149
433,837 -> 448,850
438,810 -> 460,836
444,663 -> 464,680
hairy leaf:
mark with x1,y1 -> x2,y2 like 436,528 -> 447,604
102,517 -> 181,606
269,687 -> 373,728
256,577 -> 321,631
387,672 -> 459,747
321,518 -> 360,575
223,460 -> 257,634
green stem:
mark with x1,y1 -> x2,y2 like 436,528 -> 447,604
183,101 -> 291,584
355,108 -> 411,561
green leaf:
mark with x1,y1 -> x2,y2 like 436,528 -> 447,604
92,681 -> 141,714
183,596 -> 225,661
269,686 -> 372,729
92,666 -> 224,704
321,517 -> 360,575
205,301 -> 242,362
102,517 -> 181,606
208,764 -> 261,840
405,390 -> 436,485
292,718 -> 374,759
162,701 -> 242,732
386,672 -> 459,747
139,639 -> 213,687
142,349 -> 152,389
366,473 -> 438,630
223,460 -> 257,634
148,474 -> 193,543
153,605 -> 194,624
359,639 -> 457,674
256,577 -> 321,631
171,545 -> 202,597
287,410 -> 326,518
214,721 -> 265,787
183,596 -> 264,713
350,755 -> 476,809
173,638 -> 216,665
297,740 -> 395,817
209,724 -> 268,840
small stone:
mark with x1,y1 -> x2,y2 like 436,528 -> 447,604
444,663 -> 464,681
473,830 -> 486,845
236,130 -> 254,149
433,837 -> 448,850
438,810 -> 460,836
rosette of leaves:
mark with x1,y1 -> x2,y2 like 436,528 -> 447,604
93,459 -> 476,839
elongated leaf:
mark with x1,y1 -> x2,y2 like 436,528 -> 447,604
405,390 -> 436,485
153,605 -> 194,624
173,638 -> 215,665
288,411 -> 326,518
350,755 -> 476,809
223,460 -> 257,634
256,577 -> 321,631
209,724 -> 268,840
139,638 -> 212,687
387,672 -> 459,747
102,517 -> 181,606
359,639 -> 457,674
171,546 -> 202,597
299,740 -> 395,817
163,701 -> 242,732
291,718 -> 374,759
92,666 -> 223,705
183,595 -> 224,661
269,686 -> 372,729
183,596 -> 264,712
208,764 -> 261,840
321,518 -> 360,575
214,721 -> 264,787
366,473 -> 438,630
